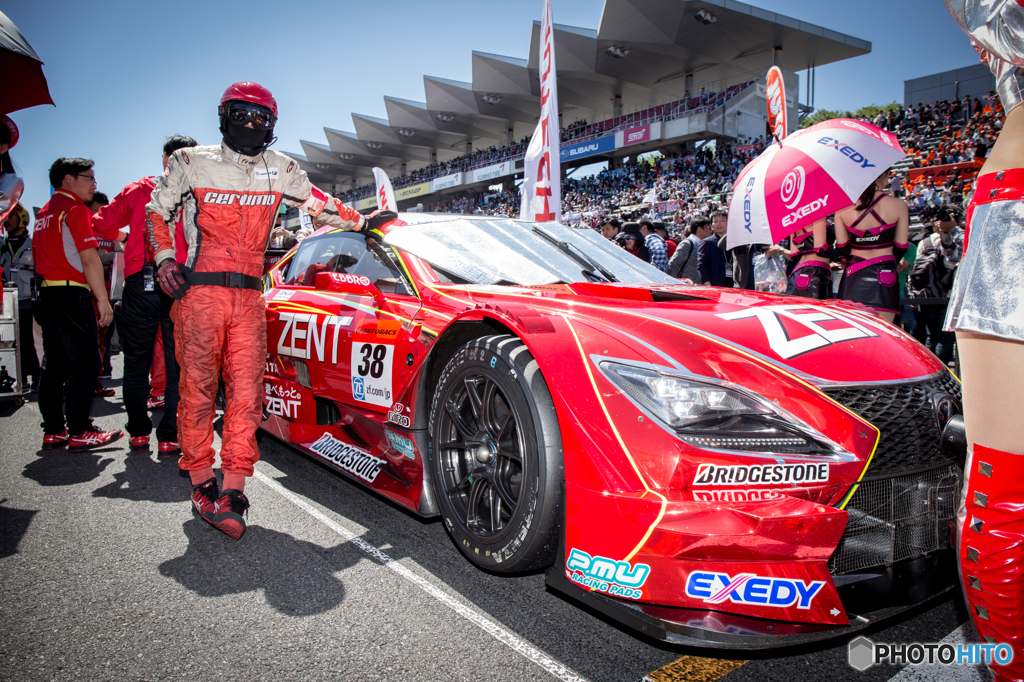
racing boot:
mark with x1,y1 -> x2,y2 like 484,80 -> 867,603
190,477 -> 219,521
205,489 -> 249,541
959,444 -> 1024,681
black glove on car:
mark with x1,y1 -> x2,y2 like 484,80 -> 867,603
362,210 -> 398,233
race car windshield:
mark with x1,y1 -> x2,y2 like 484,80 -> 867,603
383,216 -> 676,286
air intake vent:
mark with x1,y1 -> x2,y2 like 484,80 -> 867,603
293,359 -> 311,389
821,373 -> 962,476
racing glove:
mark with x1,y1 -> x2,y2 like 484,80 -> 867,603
361,210 -> 398,233
157,259 -> 189,299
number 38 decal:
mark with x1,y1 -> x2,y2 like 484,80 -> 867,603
351,320 -> 402,407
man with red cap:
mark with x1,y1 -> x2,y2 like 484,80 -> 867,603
146,82 -> 395,539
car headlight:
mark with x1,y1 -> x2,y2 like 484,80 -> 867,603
602,363 -> 837,455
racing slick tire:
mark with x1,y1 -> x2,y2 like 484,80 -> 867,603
428,335 -> 563,573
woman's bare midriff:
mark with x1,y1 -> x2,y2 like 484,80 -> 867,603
979,104 -> 1024,176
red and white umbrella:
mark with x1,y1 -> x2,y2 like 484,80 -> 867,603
726,119 -> 906,248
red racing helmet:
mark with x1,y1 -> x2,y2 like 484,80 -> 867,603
218,81 -> 277,118
1,115 -> 18,149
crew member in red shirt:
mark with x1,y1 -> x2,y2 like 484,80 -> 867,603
32,158 -> 123,451
93,135 -> 197,458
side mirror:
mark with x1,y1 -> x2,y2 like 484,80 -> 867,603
314,271 -> 385,306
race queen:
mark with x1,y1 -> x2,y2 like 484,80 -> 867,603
767,217 -> 834,299
833,168 -> 910,322
942,2 -> 1024,680
146,82 -> 395,540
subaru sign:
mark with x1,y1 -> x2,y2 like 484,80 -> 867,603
560,135 -> 615,162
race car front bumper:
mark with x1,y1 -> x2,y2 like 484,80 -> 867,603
545,549 -> 958,649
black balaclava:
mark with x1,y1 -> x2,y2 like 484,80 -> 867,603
220,112 -> 274,157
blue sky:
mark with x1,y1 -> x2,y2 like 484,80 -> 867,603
7,0 -> 979,214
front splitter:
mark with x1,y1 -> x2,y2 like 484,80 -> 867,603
545,551 -> 958,649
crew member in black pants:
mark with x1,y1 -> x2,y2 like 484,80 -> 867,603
91,135 -> 197,457
33,158 -> 123,451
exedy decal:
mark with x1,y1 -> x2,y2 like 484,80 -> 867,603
566,549 -> 650,600
692,462 -> 830,486
308,433 -> 383,483
817,136 -> 876,169
686,571 -> 825,609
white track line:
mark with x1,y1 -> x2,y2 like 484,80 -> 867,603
252,469 -> 587,682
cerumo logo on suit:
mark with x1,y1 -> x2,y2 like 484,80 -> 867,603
202,191 -> 276,206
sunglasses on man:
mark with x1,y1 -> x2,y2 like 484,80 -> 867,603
223,102 -> 276,131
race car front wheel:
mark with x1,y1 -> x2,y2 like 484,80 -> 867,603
428,335 -> 563,573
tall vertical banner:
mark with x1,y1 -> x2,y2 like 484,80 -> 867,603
372,167 -> 397,212
766,66 -> 788,143
520,0 -> 561,223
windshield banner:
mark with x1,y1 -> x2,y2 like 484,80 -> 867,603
520,0 -> 561,223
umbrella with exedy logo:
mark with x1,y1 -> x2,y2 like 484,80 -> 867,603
726,119 -> 906,248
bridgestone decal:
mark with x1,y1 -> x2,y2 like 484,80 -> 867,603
309,433 -> 383,483
692,462 -> 829,486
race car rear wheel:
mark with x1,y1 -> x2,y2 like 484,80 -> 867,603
428,335 -> 563,573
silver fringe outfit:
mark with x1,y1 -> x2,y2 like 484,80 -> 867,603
942,0 -> 1024,342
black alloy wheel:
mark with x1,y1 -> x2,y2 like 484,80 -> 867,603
428,335 -> 563,573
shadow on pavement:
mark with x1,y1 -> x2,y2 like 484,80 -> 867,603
158,518 -> 359,616
88,398 -> 125,418
23,449 -> 115,486
0,499 -> 37,559
92,453 -> 190,503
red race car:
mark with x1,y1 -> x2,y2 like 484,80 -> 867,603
261,213 -> 964,648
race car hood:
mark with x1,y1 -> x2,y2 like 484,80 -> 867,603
563,282 -> 944,386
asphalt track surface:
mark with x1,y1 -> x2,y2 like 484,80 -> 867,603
0,357 -> 996,682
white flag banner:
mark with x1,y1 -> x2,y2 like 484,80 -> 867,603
372,167 -> 397,212
642,187 -> 656,204
520,0 -> 560,223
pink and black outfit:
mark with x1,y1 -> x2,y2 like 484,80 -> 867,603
837,194 -> 908,313
784,225 -> 831,299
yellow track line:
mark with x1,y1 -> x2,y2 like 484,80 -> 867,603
643,656 -> 747,682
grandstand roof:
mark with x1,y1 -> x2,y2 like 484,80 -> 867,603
297,0 -> 870,190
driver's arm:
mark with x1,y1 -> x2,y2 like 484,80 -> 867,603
279,161 -> 366,232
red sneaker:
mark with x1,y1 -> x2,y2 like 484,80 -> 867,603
129,435 -> 150,452
190,478 -> 219,519
96,386 -> 116,398
68,427 -> 123,452
204,489 -> 250,540
147,396 -> 165,409
157,441 -> 180,459
42,429 -> 69,450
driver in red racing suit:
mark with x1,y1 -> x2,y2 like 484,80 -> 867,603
146,82 -> 394,539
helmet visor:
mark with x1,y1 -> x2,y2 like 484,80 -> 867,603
226,102 -> 276,131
